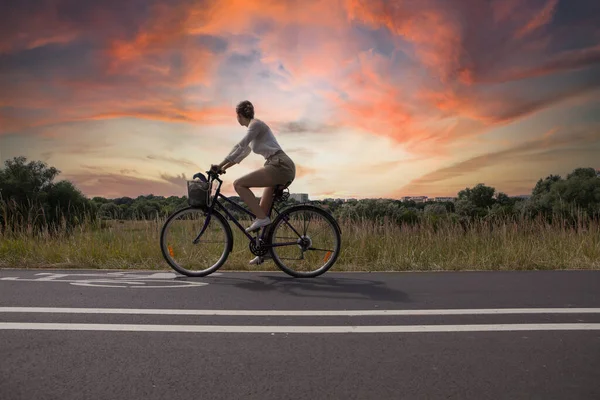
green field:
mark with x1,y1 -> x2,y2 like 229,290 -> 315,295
1,214 -> 598,271
3,158 -> 598,272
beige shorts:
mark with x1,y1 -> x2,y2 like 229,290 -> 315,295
264,150 -> 296,186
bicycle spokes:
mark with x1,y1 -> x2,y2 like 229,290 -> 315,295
161,208 -> 231,276
269,208 -> 340,276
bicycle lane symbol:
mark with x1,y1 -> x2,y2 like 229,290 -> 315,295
0,272 -> 216,289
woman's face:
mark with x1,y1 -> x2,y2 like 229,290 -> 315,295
236,112 -> 249,126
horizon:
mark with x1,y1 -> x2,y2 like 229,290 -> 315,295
0,153 -> 592,201
67,182 -> 538,202
1,0 -> 599,200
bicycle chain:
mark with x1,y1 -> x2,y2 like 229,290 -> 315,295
249,239 -> 269,256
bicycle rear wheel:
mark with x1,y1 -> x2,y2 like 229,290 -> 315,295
267,205 -> 341,278
160,207 -> 233,277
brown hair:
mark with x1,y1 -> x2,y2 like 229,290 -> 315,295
236,100 -> 254,119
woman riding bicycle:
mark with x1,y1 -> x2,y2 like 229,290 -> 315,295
211,100 -> 296,264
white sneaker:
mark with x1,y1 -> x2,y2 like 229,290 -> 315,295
249,256 -> 263,265
245,217 -> 271,233
249,255 -> 271,265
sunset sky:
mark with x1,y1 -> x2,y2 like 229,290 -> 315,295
1,0 -> 599,200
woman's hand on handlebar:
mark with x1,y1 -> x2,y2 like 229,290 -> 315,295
210,164 -> 225,175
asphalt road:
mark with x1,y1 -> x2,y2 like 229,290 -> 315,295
1,269 -> 599,400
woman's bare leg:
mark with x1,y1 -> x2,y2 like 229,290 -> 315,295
234,168 -> 278,219
260,187 -> 276,217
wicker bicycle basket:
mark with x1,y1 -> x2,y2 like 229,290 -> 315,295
187,179 -> 211,208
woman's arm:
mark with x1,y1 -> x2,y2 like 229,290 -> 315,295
210,159 -> 234,174
218,160 -> 235,171
225,122 -> 261,164
214,121 -> 261,172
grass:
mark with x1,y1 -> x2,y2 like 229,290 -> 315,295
1,210 -> 599,272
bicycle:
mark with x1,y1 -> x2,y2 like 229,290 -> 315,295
160,168 -> 342,278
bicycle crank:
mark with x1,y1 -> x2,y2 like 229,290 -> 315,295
249,239 -> 269,256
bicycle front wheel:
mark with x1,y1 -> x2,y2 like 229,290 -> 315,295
160,207 -> 233,277
267,205 -> 341,278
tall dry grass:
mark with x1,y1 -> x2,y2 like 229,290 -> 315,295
1,202 -> 599,271
336,214 -> 600,271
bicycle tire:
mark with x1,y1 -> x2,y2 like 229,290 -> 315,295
267,205 -> 342,278
160,206 -> 233,277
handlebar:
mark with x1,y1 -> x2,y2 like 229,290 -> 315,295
193,168 -> 225,182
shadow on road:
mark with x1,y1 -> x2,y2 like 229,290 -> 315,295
177,273 -> 411,303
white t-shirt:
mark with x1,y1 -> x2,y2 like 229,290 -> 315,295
226,119 -> 282,164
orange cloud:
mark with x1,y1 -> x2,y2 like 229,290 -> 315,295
0,1 -> 233,134
345,0 -> 464,82
323,49 -> 482,156
515,0 -> 560,39
1,0 -> 355,133
0,101 -> 233,136
147,155 -> 200,170
0,6 -> 78,54
394,124 -> 600,197
3,0 -> 599,179
189,0 -> 348,36
85,105 -> 232,125
294,164 -> 318,179
104,4 -> 227,90
414,77 -> 600,147
324,50 -> 417,141
491,0 -> 521,23
182,0 -> 355,86
62,172 -> 189,199
484,45 -> 600,84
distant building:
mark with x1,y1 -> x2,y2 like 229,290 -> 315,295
402,196 -> 428,203
432,197 -> 456,202
290,193 -> 309,202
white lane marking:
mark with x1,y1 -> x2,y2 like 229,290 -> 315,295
1,323 -> 599,333
1,307 -> 600,316
0,278 -> 208,288
34,274 -> 70,281
0,272 -> 214,289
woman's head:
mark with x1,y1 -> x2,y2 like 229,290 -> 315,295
236,100 -> 254,126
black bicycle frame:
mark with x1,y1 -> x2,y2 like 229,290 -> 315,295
204,174 -> 296,244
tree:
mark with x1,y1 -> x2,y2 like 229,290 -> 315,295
551,167 -> 600,217
532,174 -> 562,197
456,183 -> 497,218
0,156 -> 59,206
455,198 -> 477,217
424,203 -> 447,216
495,192 -> 511,206
0,156 -> 93,232
457,183 -> 496,209
527,167 -> 600,219
46,180 -> 91,228
114,197 -> 134,206
567,167 -> 598,180
99,203 -> 121,220
92,197 -> 110,204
